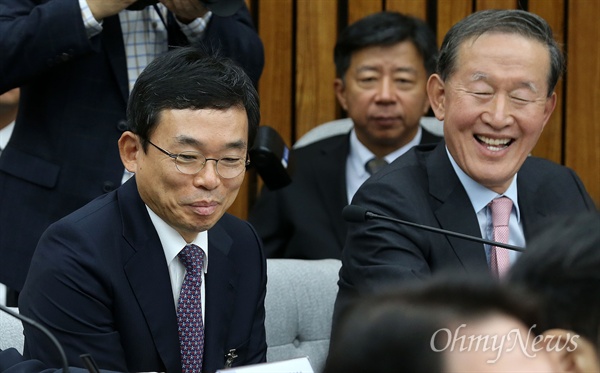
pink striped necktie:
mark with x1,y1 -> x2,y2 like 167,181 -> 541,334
177,244 -> 205,372
489,197 -> 513,278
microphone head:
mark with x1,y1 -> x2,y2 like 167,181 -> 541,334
342,205 -> 368,222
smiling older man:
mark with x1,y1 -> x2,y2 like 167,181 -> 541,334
333,9 -> 596,325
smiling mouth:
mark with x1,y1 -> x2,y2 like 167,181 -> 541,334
475,135 -> 513,151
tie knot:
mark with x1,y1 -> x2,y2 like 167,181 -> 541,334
365,158 -> 388,175
490,197 -> 513,227
178,244 -> 205,275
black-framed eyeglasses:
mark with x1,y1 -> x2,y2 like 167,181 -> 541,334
147,140 -> 249,179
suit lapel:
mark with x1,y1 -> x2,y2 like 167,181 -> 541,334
119,179 -> 182,373
203,222 -> 236,371
102,16 -> 129,103
516,166 -> 548,241
428,144 -> 488,272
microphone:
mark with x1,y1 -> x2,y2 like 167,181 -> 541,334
343,205 -> 525,252
0,303 -> 70,372
249,126 -> 295,190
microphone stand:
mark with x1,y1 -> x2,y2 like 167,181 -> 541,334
364,211 -> 525,252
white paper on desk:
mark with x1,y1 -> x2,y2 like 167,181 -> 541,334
215,356 -> 314,373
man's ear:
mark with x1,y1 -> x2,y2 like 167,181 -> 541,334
422,95 -> 431,116
118,131 -> 141,174
334,78 -> 348,111
427,74 -> 446,121
540,92 -> 557,131
541,329 -> 600,373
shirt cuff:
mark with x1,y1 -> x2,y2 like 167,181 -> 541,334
176,11 -> 213,43
79,0 -> 103,38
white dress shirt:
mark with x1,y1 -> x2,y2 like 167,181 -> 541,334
146,206 -> 209,320
446,147 -> 525,265
346,126 -> 422,203
0,121 -> 15,154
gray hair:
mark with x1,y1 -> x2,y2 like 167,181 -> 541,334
437,9 -> 564,97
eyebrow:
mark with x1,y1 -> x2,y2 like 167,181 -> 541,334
470,72 -> 538,93
356,66 -> 418,75
175,135 -> 247,151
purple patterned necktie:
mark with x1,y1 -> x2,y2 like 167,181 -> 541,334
177,244 -> 205,372
489,197 -> 513,278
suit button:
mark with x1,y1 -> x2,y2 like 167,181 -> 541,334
102,181 -> 116,193
117,120 -> 128,132
60,52 -> 71,62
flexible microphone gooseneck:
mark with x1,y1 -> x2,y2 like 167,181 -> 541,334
342,205 -> 525,252
0,303 -> 70,372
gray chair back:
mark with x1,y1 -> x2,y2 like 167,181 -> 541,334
265,258 -> 341,373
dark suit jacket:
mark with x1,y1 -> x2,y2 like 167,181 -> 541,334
0,0 -> 264,291
0,348 -> 119,373
248,127 -> 443,259
18,178 -> 267,373
333,141 -> 597,323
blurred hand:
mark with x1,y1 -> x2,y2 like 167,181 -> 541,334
87,0 -> 139,21
160,0 -> 208,24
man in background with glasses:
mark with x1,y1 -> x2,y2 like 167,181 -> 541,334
18,47 -> 267,373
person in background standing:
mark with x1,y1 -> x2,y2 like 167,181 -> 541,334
0,0 -> 264,299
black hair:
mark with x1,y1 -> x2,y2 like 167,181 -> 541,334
509,212 -> 600,350
325,274 -> 540,373
127,46 -> 260,152
334,11 -> 438,79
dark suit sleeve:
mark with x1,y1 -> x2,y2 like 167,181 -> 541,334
199,4 -> 264,87
247,185 -> 292,258
237,220 -> 268,366
18,222 -> 129,371
331,144 -> 486,333
565,167 -> 597,210
205,217 -> 267,371
0,348 -> 48,373
519,158 -> 598,237
0,347 -> 122,373
334,173 -> 432,320
0,0 -> 92,92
